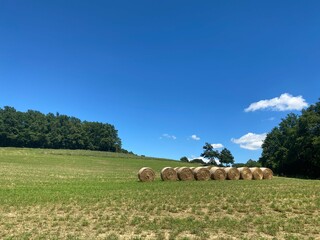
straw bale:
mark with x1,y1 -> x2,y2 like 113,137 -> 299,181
238,167 -> 253,180
193,167 -> 211,181
210,167 -> 226,180
177,167 -> 194,181
138,167 -> 155,182
250,167 -> 263,180
189,167 -> 196,171
225,167 -> 240,180
260,167 -> 273,179
174,167 -> 180,171
161,167 -> 178,181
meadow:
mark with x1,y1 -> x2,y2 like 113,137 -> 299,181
0,148 -> 319,240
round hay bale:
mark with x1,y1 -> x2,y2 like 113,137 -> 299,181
260,167 -> 273,179
206,166 -> 213,170
161,167 -> 178,181
189,167 -> 196,171
238,167 -> 253,180
210,167 -> 226,180
225,167 -> 240,180
193,167 -> 211,181
250,167 -> 263,180
177,167 -> 194,181
138,167 -> 155,182
174,167 -> 180,171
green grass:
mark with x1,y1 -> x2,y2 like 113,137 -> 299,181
0,147 -> 319,239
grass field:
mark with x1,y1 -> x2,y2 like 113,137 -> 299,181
0,148 -> 319,240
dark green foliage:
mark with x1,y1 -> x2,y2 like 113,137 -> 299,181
232,163 -> 245,168
189,158 -> 206,164
200,143 -> 234,166
219,148 -> 235,166
245,159 -> 261,167
180,156 -> 189,162
233,159 -> 260,168
259,100 -> 320,178
0,106 -> 124,152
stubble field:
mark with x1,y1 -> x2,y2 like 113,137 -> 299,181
0,148 -> 319,240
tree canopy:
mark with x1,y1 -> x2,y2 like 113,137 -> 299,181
200,143 -> 219,165
0,106 -> 126,153
259,100 -> 320,178
200,143 -> 234,166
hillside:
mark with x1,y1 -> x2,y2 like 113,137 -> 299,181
0,147 -> 319,239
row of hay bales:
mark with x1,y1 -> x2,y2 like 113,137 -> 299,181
138,166 -> 273,182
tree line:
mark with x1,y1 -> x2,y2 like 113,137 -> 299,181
259,99 -> 320,179
0,106 -> 128,153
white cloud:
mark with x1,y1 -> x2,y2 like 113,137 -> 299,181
245,93 -> 308,112
211,143 -> 224,149
190,134 -> 200,141
231,133 -> 267,150
160,133 -> 177,140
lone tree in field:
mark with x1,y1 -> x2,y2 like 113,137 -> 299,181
218,148 -> 234,166
201,142 -> 219,165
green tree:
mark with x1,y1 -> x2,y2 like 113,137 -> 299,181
200,142 -> 219,165
245,159 -> 261,167
180,156 -> 189,162
218,148 -> 234,166
0,106 -> 126,154
259,100 -> 320,178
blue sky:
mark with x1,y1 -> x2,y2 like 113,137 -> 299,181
1,1 -> 319,162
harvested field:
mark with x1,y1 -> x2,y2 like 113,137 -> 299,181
0,148 -> 319,240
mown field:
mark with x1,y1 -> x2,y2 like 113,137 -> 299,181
0,148 -> 319,240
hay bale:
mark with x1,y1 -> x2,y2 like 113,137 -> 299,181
138,167 -> 155,182
250,167 -> 263,180
161,167 -> 178,181
177,167 -> 194,181
210,167 -> 226,180
193,167 -> 211,181
238,167 -> 253,180
174,167 -> 180,171
260,167 -> 273,179
225,167 -> 240,180
189,167 -> 196,171
206,166 -> 213,170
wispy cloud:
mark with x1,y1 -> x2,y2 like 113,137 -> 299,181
245,93 -> 308,112
190,134 -> 200,141
231,133 -> 267,150
211,143 -> 224,149
160,133 -> 177,140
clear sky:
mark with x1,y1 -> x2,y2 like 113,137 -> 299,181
1,1 -> 319,162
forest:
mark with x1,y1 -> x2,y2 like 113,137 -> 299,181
0,106 -> 126,153
259,99 -> 320,178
